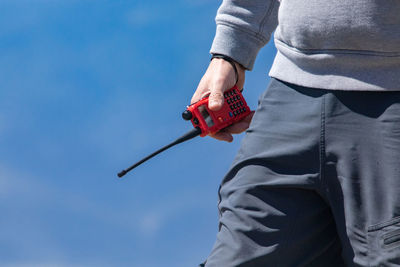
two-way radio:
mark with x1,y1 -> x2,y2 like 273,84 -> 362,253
117,85 -> 250,178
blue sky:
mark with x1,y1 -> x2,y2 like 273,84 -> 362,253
0,1 -> 276,266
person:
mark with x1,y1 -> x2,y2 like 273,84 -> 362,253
193,1 -> 400,266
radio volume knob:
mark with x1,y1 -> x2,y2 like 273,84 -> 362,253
182,110 -> 193,120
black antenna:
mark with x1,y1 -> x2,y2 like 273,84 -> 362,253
117,127 -> 202,178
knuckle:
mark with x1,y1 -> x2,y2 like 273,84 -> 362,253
211,91 -> 223,98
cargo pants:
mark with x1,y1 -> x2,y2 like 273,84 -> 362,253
203,78 -> 400,267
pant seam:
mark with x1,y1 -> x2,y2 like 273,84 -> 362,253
319,94 -> 326,187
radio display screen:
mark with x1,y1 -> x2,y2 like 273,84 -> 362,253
198,105 -> 214,127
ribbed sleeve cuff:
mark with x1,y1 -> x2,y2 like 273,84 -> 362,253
210,24 -> 266,70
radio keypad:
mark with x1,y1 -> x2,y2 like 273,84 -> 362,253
224,90 -> 247,117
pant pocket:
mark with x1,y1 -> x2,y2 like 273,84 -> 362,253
368,216 -> 400,266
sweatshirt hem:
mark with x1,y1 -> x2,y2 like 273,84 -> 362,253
269,40 -> 400,91
275,39 -> 400,58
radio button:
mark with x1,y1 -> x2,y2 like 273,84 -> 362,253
182,110 -> 192,120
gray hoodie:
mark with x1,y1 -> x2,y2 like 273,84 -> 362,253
210,0 -> 400,91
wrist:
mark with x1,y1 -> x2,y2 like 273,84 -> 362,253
211,54 -> 241,84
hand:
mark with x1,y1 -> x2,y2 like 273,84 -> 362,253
191,57 -> 255,142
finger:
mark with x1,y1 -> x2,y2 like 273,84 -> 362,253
241,110 -> 255,124
224,111 -> 255,134
209,131 -> 233,142
191,90 -> 210,106
224,121 -> 251,134
200,91 -> 211,99
191,82 -> 209,104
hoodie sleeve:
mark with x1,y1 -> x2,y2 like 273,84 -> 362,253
210,0 -> 280,70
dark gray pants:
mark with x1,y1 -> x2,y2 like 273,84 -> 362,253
204,79 -> 400,267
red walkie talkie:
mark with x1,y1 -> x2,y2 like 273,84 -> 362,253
182,85 -> 250,136
117,86 -> 250,178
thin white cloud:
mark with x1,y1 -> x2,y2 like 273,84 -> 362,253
135,191 -> 204,239
125,6 -> 155,27
139,211 -> 163,238
125,4 -> 175,27
0,163 -> 202,245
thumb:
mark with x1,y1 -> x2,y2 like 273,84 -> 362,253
208,86 -> 225,111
